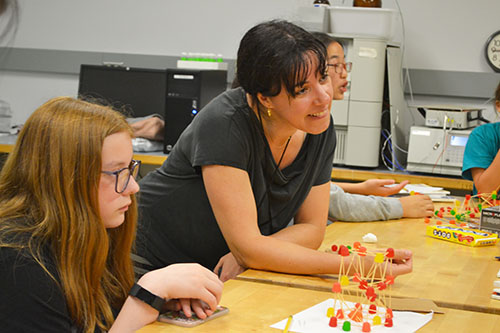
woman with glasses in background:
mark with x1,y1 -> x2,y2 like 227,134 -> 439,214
312,32 -> 434,222
0,97 -> 222,332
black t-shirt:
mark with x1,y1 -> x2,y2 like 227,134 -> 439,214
0,246 -> 80,332
137,87 -> 336,270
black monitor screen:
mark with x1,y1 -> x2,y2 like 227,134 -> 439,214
78,65 -> 167,118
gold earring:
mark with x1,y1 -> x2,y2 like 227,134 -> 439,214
267,109 -> 272,117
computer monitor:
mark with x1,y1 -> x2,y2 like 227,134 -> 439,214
78,65 -> 168,118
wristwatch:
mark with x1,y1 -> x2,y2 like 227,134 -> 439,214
129,283 -> 165,312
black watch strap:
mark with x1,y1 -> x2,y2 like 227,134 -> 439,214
129,283 -> 165,312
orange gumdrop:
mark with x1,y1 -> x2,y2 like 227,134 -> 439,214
353,241 -> 361,250
336,309 -> 344,319
362,322 -> 371,332
332,282 -> 341,293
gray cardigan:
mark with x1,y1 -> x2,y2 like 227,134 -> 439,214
328,183 -> 403,222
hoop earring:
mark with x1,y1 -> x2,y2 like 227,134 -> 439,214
267,109 -> 272,117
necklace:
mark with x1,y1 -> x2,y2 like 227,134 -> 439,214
275,135 -> 292,169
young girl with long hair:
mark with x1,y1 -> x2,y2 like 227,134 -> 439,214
0,97 -> 222,332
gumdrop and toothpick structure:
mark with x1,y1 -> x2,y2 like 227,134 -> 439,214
326,242 -> 396,332
426,191 -> 500,227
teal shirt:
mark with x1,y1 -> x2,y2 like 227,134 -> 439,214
462,122 -> 500,194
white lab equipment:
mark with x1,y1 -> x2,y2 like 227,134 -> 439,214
419,106 -> 484,129
406,126 -> 471,176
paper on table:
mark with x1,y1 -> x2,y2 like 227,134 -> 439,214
400,184 -> 449,195
271,299 -> 433,333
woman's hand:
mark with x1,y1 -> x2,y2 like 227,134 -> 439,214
343,248 -> 413,278
138,263 -> 223,314
214,252 -> 246,282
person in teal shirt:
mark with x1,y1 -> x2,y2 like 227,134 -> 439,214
462,81 -> 500,194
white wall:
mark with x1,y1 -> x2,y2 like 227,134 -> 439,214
392,0 -> 500,73
1,0 -> 500,124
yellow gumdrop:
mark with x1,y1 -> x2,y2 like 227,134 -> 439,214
340,275 -> 350,286
455,200 -> 461,207
326,307 -> 335,318
374,253 -> 384,263
373,315 -> 382,325
410,190 -> 415,196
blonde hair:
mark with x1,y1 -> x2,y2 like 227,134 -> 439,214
0,97 -> 137,332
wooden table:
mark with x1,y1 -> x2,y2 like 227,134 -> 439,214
139,279 -> 500,332
238,217 -> 500,314
0,134 -> 473,191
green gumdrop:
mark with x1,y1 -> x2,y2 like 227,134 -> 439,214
342,320 -> 351,331
450,209 -> 456,215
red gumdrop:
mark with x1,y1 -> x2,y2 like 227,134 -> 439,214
368,304 -> 377,314
465,194 -> 471,200
474,207 -> 479,213
386,248 -> 395,258
368,295 -> 377,302
355,302 -> 362,310
385,275 -> 395,285
353,241 -> 361,250
353,273 -> 362,283
469,213 -> 475,218
386,308 -> 393,318
336,309 -> 344,319
358,246 -> 367,256
424,218 -> 430,223
329,316 -> 337,327
339,245 -> 350,257
366,286 -> 375,297
362,322 -> 371,332
331,244 -> 338,252
384,317 -> 393,327
377,281 -> 387,290
332,282 -> 342,293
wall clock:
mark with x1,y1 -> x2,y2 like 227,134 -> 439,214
485,30 -> 500,72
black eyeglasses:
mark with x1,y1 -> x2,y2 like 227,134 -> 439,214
101,159 -> 141,194
327,62 -> 352,74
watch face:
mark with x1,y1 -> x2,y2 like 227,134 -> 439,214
486,31 -> 500,72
